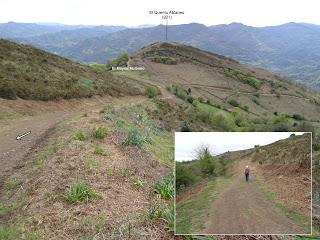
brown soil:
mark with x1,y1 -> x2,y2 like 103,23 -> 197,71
199,161 -> 308,235
253,163 -> 311,216
0,95 -> 177,239
0,96 -> 142,188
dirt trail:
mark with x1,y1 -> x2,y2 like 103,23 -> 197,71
0,96 -> 145,191
200,161 -> 306,234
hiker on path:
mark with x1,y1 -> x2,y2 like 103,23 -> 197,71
244,165 -> 250,182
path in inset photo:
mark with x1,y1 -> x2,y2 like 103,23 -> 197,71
200,160 -> 305,234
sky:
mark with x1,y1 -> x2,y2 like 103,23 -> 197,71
1,0 -> 320,27
175,132 -> 305,162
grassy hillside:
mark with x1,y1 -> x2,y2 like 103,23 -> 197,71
252,133 -> 311,167
0,39 -> 143,100
13,22 -> 320,89
127,42 -> 320,132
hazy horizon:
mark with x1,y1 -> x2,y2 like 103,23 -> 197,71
1,21 -> 319,29
1,0 -> 320,27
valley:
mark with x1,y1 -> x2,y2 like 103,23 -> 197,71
3,22 -> 320,89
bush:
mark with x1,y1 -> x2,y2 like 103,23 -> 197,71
232,109 -> 249,127
228,99 -> 240,107
92,126 -> 107,139
102,106 -> 115,121
292,114 -> 305,121
198,96 -> 204,103
175,88 -> 187,100
154,174 -> 174,199
66,180 -> 96,203
72,131 -> 87,141
176,163 -> 196,190
210,112 -> 236,131
313,143 -> 320,151
106,53 -> 129,70
187,96 -> 194,104
145,86 -> 158,98
311,96 -> 320,106
224,68 -> 261,89
152,56 -> 177,65
295,122 -> 315,134
251,97 -> 260,105
181,122 -> 192,132
0,82 -> 17,99
272,113 -> 289,124
198,147 -> 215,175
122,128 -> 146,148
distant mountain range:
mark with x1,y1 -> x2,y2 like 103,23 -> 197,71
1,21 -> 320,89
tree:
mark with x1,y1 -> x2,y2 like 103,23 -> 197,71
196,145 -> 215,175
106,53 -> 129,70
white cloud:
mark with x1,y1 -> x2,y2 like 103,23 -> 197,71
175,132 -> 305,161
1,0 -> 320,26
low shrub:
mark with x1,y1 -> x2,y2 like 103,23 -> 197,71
292,114 -> 305,121
251,97 -> 260,105
72,131 -> 87,141
145,86 -> 158,98
106,53 -> 129,70
154,174 -> 174,200
210,112 -> 236,131
176,163 -> 196,190
224,68 -> 261,89
152,56 -> 177,65
187,96 -> 194,104
92,126 -> 107,139
102,106 -> 116,121
228,99 -> 240,107
122,128 -> 146,148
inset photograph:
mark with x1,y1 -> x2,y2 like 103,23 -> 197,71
175,132 -> 312,235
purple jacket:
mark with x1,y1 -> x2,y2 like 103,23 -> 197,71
244,168 -> 250,174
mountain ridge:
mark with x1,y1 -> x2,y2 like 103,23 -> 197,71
6,21 -> 320,89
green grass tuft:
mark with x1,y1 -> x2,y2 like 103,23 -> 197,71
72,131 -> 87,141
5,178 -> 22,191
92,126 -> 107,139
65,180 -> 96,203
133,178 -> 144,189
145,86 -> 158,98
91,144 -> 111,156
154,174 -> 174,199
122,128 -> 146,148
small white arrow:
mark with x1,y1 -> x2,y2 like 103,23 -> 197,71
16,131 -> 31,140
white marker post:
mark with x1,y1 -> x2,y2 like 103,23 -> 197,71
16,131 -> 31,140
148,10 -> 184,41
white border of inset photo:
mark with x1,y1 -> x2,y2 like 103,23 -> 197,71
174,132 -> 313,236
